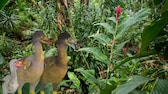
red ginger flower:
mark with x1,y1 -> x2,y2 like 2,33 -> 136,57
122,47 -> 127,55
116,5 -> 121,21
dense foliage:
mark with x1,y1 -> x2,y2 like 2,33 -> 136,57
0,0 -> 168,94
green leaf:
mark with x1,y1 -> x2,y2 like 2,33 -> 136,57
152,79 -> 168,94
130,90 -> 146,94
22,83 -> 30,94
116,8 -> 151,40
68,72 -> 81,89
113,41 -> 128,54
44,47 -> 57,57
114,50 -> 157,70
113,76 -> 151,94
140,11 -> 168,52
94,23 -> 114,34
89,33 -> 111,45
108,17 -> 116,23
58,80 -> 70,87
78,47 -> 110,64
43,83 -> 53,94
100,84 -> 115,94
161,0 -> 168,13
0,0 -> 9,10
75,68 -> 95,80
0,54 -> 4,64
75,68 -> 101,86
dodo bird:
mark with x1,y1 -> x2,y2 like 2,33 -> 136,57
2,59 -> 19,94
4,31 -> 52,94
40,32 -> 76,94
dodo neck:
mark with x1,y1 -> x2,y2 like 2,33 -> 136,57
57,44 -> 68,65
33,41 -> 44,61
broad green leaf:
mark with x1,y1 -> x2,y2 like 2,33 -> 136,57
89,33 -> 111,45
152,79 -> 168,94
94,23 -> 114,34
75,68 -> 95,80
140,11 -> 168,52
130,90 -> 146,94
75,68 -> 101,87
22,83 -> 30,94
78,47 -> 110,64
116,8 -> 151,40
0,0 -> 9,10
108,17 -> 116,23
113,76 -> 151,94
161,0 -> 168,13
68,72 -> 81,89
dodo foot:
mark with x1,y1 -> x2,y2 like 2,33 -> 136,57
30,90 -> 35,94
53,91 -> 57,94
40,91 -> 45,94
18,90 -> 22,94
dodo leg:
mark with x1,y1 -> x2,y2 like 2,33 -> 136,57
52,83 -> 58,94
40,82 -> 46,94
30,82 -> 39,94
17,83 -> 24,94
40,91 -> 45,94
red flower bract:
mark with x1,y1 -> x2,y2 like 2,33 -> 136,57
116,5 -> 121,21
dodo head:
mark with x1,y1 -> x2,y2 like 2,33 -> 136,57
32,31 -> 53,44
57,32 -> 76,49
58,32 -> 70,40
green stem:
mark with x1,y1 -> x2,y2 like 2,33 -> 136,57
141,81 -> 148,90
150,78 -> 159,94
106,20 -> 118,84
109,20 -> 118,61
81,52 -> 90,69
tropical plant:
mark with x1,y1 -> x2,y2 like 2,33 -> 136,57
0,0 -> 168,94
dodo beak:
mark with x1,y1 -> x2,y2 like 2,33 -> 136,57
67,38 -> 76,50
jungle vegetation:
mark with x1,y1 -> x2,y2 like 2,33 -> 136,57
0,0 -> 168,94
